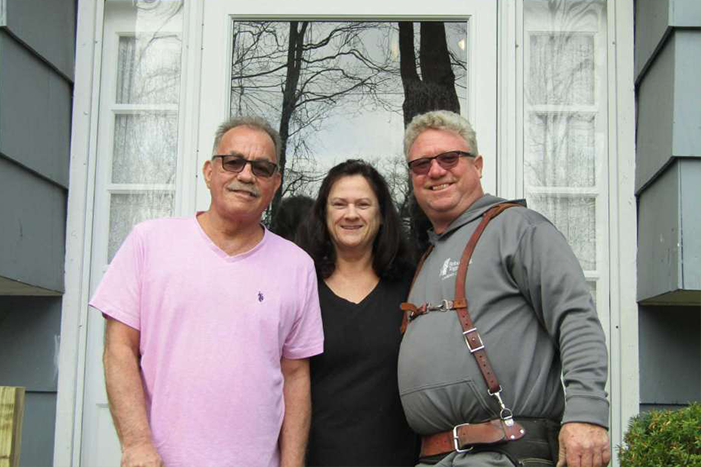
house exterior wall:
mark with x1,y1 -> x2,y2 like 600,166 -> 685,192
635,0 -> 701,409
0,0 -> 75,465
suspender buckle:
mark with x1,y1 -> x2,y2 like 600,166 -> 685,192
488,387 -> 515,426
427,299 -> 454,312
462,328 -> 484,352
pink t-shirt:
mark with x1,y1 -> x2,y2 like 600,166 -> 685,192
90,216 -> 324,467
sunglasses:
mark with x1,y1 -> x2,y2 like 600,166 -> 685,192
213,155 -> 278,178
407,150 -> 475,175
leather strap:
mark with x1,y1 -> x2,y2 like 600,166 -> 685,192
420,419 -> 526,457
452,203 -> 519,394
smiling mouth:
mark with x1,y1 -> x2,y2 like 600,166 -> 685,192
341,225 -> 362,230
430,183 -> 452,191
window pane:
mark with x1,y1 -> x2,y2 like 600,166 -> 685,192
527,195 -> 596,271
116,33 -> 182,104
108,192 -> 174,261
525,112 -> 596,187
228,20 -> 468,210
528,33 -> 595,106
112,113 -> 178,184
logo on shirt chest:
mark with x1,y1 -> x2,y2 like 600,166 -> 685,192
439,257 -> 460,281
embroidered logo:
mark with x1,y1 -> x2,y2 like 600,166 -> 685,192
439,257 -> 460,281
258,292 -> 264,302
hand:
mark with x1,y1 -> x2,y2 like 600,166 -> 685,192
121,442 -> 164,467
556,422 -> 610,467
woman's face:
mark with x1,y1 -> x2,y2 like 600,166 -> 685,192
326,175 -> 381,254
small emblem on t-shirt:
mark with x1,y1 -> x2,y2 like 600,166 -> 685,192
258,292 -> 264,302
439,257 -> 460,281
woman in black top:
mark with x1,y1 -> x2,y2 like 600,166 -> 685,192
299,160 -> 418,466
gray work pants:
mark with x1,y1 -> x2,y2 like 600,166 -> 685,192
417,450 -> 555,467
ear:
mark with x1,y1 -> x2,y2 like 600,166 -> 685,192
473,155 -> 484,178
203,160 -> 213,189
272,172 -> 282,193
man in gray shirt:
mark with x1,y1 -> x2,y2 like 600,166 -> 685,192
398,110 -> 610,467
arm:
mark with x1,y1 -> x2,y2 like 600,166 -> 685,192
103,318 -> 163,467
279,357 -> 311,467
513,219 -> 610,466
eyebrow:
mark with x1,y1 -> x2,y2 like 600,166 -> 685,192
223,151 -> 274,162
329,197 -> 374,203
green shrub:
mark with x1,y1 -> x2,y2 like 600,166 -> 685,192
619,403 -> 701,467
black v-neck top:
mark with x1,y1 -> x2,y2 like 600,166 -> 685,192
307,278 -> 418,466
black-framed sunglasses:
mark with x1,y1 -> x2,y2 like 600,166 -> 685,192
407,150 -> 475,175
213,155 -> 278,178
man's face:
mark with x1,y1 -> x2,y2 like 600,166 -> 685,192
407,128 -> 484,233
203,126 -> 281,223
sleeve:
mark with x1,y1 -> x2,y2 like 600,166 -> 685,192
88,225 -> 144,331
512,220 -> 609,429
281,261 -> 324,359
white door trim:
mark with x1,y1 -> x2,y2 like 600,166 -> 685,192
54,0 -> 105,464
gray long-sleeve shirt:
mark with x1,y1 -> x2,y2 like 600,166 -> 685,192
397,195 -> 609,436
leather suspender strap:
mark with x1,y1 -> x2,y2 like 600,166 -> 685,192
452,203 -> 519,397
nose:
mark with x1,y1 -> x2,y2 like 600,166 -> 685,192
344,204 -> 359,219
426,158 -> 448,178
236,161 -> 256,182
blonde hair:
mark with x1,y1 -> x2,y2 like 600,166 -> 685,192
403,110 -> 478,158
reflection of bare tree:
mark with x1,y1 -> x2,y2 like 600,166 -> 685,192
399,22 -> 460,125
229,21 -> 466,217
230,21 -> 397,219
524,1 -> 600,189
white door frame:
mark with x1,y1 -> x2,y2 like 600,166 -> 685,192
55,1 -> 637,466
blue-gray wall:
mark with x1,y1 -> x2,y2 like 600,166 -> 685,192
0,0 -> 75,465
635,0 -> 701,410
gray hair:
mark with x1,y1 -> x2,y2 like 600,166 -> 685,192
403,110 -> 478,158
212,116 -> 282,162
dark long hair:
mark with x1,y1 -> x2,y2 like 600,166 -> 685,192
299,159 -> 415,280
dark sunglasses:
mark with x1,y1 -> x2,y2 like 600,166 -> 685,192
407,150 -> 475,175
213,155 -> 278,178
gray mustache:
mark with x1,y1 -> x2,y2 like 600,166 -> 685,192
226,182 -> 260,198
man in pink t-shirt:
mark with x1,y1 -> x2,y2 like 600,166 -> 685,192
91,116 -> 324,467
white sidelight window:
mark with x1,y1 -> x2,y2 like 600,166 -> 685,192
522,0 -> 609,322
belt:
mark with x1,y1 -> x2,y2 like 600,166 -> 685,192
420,418 -> 526,457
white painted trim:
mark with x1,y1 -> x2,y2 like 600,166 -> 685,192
607,0 -> 639,464
53,0 -> 104,465
497,0 -> 517,200
178,1 -> 205,216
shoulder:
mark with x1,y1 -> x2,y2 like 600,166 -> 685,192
263,229 -> 316,270
118,217 -> 194,251
485,205 -> 560,244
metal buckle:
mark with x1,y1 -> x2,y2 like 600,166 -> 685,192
462,328 -> 484,352
426,299 -> 453,312
452,423 -> 474,453
488,388 -> 516,427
